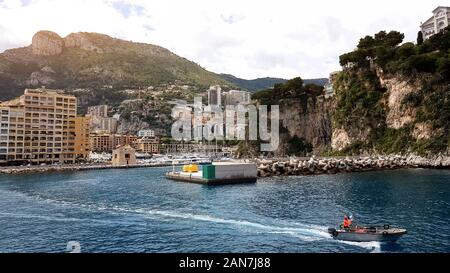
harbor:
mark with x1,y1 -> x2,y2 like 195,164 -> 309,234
1,154 -> 449,175
0,166 -> 449,253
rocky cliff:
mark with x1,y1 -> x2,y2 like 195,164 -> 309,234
330,29 -> 450,155
278,97 -> 331,154
251,77 -> 331,156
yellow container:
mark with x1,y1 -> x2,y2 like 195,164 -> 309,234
182,164 -> 198,173
188,164 -> 199,173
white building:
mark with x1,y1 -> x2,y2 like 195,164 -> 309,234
324,71 -> 340,99
207,85 -> 222,106
87,105 -> 108,117
420,6 -> 450,40
138,129 -> 155,137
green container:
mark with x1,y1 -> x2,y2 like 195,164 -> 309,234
202,165 -> 215,179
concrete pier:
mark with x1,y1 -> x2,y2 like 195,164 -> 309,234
165,171 -> 257,185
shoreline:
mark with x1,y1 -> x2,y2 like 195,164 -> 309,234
1,155 -> 449,176
0,162 -> 174,175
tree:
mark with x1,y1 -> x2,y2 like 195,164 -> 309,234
358,36 -> 376,49
417,31 -> 424,45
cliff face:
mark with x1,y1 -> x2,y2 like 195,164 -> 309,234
278,97 -> 331,153
330,67 -> 449,154
32,31 -> 64,56
249,78 -> 331,156
377,69 -> 420,129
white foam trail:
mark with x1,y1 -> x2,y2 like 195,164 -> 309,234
134,208 -> 331,241
2,191 -> 383,251
336,240 -> 382,253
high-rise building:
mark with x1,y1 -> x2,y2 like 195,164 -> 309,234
0,88 -> 77,165
87,105 -> 108,117
90,115 -> 118,134
207,85 -> 222,106
74,115 -> 91,159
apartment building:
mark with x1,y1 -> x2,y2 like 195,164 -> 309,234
87,104 -> 108,117
135,136 -> 160,154
74,115 -> 91,160
89,132 -> 138,152
0,89 -> 77,165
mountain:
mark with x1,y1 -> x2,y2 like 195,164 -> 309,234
0,30 -> 230,100
220,73 -> 328,92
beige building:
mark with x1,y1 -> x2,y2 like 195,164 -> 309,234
112,144 -> 136,166
74,115 -> 91,160
421,7 -> 450,40
0,88 -> 77,165
135,136 -> 160,154
89,132 -> 137,152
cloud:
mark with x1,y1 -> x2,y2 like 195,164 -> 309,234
220,14 -> 245,24
110,0 -> 145,18
0,0 -> 445,79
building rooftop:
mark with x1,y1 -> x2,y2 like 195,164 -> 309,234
24,88 -> 73,97
0,98 -> 22,107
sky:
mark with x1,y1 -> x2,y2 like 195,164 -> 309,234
0,0 -> 447,79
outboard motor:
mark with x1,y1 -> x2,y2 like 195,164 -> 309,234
328,228 -> 338,237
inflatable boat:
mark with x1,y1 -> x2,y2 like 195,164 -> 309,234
328,225 -> 407,242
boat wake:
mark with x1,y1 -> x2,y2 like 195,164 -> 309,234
135,208 -> 332,242
336,240 -> 382,253
1,190 -> 381,252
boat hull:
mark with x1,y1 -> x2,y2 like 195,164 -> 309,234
329,227 -> 407,242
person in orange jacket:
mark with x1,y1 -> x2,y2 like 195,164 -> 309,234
343,215 -> 353,229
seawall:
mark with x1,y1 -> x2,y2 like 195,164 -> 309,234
256,155 -> 450,177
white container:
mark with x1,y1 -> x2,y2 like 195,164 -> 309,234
212,162 -> 257,179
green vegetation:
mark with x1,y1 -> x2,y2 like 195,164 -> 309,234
340,27 -> 450,80
251,77 -> 323,105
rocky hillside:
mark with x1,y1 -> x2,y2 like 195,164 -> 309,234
0,30 -> 230,100
332,28 -> 450,155
250,28 -> 450,157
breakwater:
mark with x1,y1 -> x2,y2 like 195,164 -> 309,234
256,155 -> 450,177
0,162 -> 174,174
